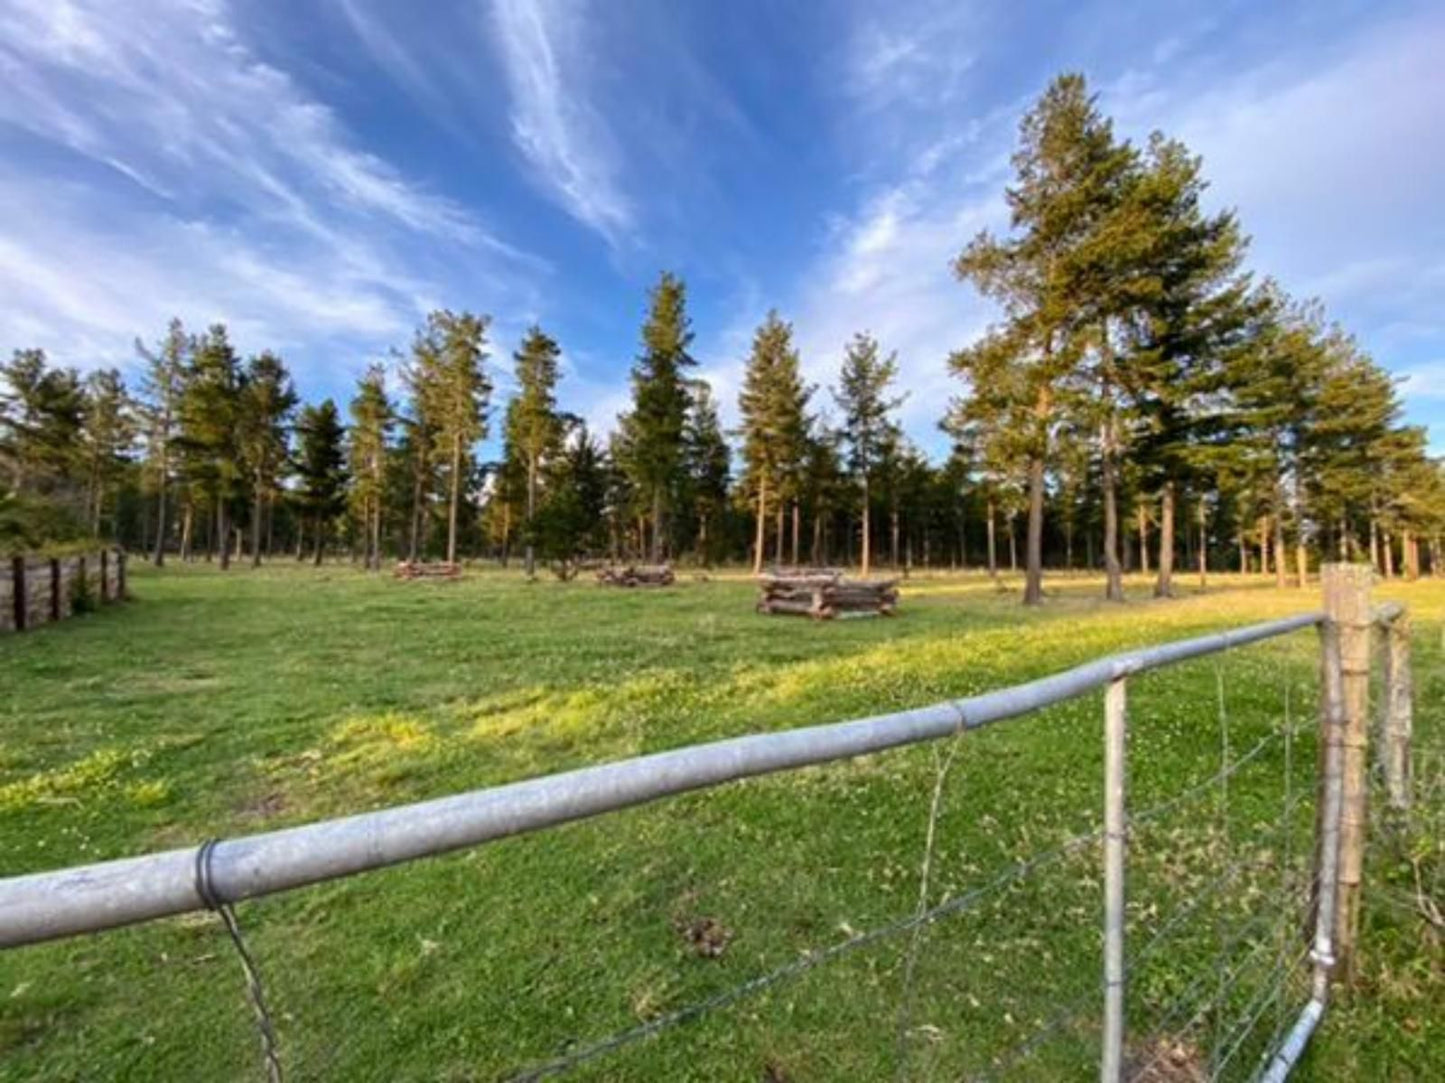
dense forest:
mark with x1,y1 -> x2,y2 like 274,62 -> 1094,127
2,76 -> 1441,602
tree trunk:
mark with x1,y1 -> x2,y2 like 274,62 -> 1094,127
1064,522 -> 1074,571
698,513 -> 710,568
1273,515 -> 1286,589
524,458 -> 537,579
408,456 -> 426,562
1137,502 -> 1150,576
446,436 -> 462,564
1006,515 -> 1017,573
811,511 -> 823,567
371,499 -> 383,572
1154,483 -> 1175,598
890,506 -> 900,569
250,480 -> 264,569
650,485 -> 664,565
791,502 -> 800,567
986,497 -> 997,578
1197,499 -> 1208,590
218,502 -> 232,571
1101,440 -> 1123,601
752,476 -> 768,575
313,516 -> 324,566
152,446 -> 168,567
860,475 -> 871,576
1024,452 -> 1045,605
1369,515 -> 1380,573
1296,537 -> 1308,588
1382,531 -> 1395,579
179,501 -> 193,562
774,502 -> 785,565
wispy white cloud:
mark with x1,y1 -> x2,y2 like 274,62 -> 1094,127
794,1 -> 1445,455
0,0 -> 543,384
489,0 -> 633,245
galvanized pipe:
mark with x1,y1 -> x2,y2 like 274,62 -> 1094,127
0,612 -> 1322,949
1100,677 -> 1127,1083
1263,611 -> 1353,1082
1258,997 -> 1323,1083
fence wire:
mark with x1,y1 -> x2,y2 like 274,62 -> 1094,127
13,618 -> 1407,1083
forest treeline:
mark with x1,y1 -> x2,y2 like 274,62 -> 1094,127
2,75 -> 1441,601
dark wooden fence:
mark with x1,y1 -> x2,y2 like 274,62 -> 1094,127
1,548 -> 126,633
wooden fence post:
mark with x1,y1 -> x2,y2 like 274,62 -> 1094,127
1322,563 -> 1371,976
49,558 -> 61,622
1380,614 -> 1413,810
12,556 -> 26,632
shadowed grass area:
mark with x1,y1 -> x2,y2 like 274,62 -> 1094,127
0,564 -> 1439,1080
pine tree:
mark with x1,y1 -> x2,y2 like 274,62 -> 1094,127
135,320 -> 188,565
954,74 -> 1135,603
1119,133 -> 1252,597
619,272 -> 696,562
536,421 -> 608,577
737,311 -> 810,573
79,368 -> 136,538
833,332 -> 902,576
295,400 -> 348,565
179,325 -> 244,569
0,349 -> 86,504
683,381 -> 730,565
348,365 -> 393,571
508,326 -> 564,578
409,310 -> 491,564
237,352 -> 297,566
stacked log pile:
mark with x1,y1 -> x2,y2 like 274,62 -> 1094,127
596,564 -> 676,588
757,572 -> 899,619
393,561 -> 462,581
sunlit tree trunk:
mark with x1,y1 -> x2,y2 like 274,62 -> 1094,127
1154,483 -> 1175,597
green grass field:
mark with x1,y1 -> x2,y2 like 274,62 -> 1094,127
0,565 -> 1439,1081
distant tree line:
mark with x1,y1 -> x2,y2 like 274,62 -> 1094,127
2,75 -> 1441,600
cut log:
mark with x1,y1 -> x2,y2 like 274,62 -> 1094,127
394,561 -> 462,580
757,573 -> 900,619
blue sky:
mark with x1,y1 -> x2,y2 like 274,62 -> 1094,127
2,0 -> 1443,459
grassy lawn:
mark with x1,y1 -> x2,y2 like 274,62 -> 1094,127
0,564 -> 1439,1081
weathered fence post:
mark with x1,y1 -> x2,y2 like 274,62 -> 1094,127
1380,613 -> 1413,810
49,558 -> 61,622
1101,676 -> 1127,1083
1322,563 -> 1371,975
11,556 -> 26,632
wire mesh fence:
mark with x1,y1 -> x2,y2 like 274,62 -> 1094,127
0,594 -> 1423,1081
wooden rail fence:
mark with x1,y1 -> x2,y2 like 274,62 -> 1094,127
1,548 -> 126,633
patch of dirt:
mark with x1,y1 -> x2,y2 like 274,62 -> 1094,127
674,915 -> 733,959
236,791 -> 287,821
1125,1036 -> 1207,1082
761,1057 -> 790,1082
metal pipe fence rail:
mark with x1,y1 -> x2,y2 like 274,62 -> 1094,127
0,564 -> 1416,1081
